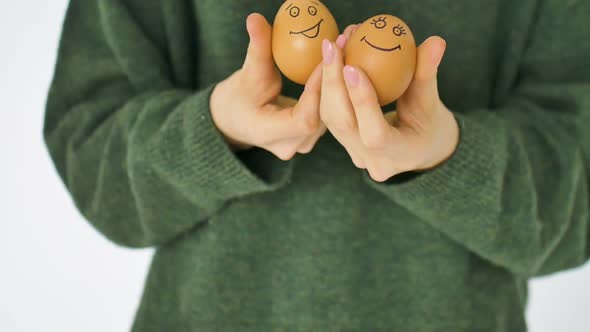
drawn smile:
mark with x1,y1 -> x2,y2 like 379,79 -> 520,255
361,36 -> 401,52
290,19 -> 324,39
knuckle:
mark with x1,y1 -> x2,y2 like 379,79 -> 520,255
367,165 -> 392,182
324,70 -> 340,86
243,70 -> 282,97
351,157 -> 366,169
351,89 -> 373,107
367,160 -> 395,182
272,147 -> 297,161
305,76 -> 322,95
361,129 -> 390,149
299,112 -> 320,135
332,117 -> 357,135
298,144 -> 314,154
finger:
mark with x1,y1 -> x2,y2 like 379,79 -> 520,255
264,137 -> 303,161
335,34 -> 347,49
342,24 -> 359,40
316,125 -> 366,168
334,131 -> 367,168
320,39 -> 366,167
365,157 -> 400,182
260,63 -> 323,141
243,13 -> 274,74
290,62 -> 323,133
415,36 -> 446,82
335,24 -> 359,50
404,36 -> 446,109
297,123 -> 326,154
294,62 -> 322,122
347,146 -> 366,169
320,39 -> 357,136
343,65 -> 398,149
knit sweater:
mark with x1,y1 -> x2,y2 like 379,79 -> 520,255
44,0 -> 590,331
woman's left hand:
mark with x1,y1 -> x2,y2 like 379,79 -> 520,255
320,26 -> 460,182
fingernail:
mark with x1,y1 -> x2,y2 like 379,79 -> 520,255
343,65 -> 359,88
322,39 -> 334,65
335,34 -> 346,49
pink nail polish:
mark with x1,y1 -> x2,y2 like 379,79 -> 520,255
336,34 -> 346,49
343,65 -> 360,88
322,39 -> 334,65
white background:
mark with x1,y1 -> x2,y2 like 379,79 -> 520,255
1,2 -> 588,332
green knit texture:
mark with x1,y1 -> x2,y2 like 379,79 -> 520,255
44,0 -> 590,331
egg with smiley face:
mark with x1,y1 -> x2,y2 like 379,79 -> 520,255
344,15 -> 417,106
272,0 -> 339,85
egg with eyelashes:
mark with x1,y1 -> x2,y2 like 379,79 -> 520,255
272,0 -> 339,85
344,14 -> 417,106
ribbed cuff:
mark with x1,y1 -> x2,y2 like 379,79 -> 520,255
362,111 -> 505,223
183,84 -> 295,201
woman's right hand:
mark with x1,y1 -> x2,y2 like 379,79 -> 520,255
210,13 -> 325,160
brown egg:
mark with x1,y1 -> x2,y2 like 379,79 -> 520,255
272,0 -> 339,85
344,15 -> 416,106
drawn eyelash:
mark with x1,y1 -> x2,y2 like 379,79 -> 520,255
371,17 -> 386,24
393,24 -> 407,36
370,16 -> 387,29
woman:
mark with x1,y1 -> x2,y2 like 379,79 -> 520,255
44,0 -> 590,331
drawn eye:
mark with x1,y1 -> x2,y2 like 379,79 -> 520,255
290,6 -> 300,17
371,17 -> 387,29
308,6 -> 317,16
393,24 -> 407,36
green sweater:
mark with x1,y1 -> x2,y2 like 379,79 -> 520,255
44,0 -> 590,331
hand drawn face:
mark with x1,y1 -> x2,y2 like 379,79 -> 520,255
344,15 -> 416,105
278,0 -> 330,39
357,15 -> 410,53
272,0 -> 339,84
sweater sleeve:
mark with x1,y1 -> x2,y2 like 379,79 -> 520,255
363,1 -> 590,277
43,0 -> 293,248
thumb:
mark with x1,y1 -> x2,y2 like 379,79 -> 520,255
243,13 -> 274,73
406,36 -> 446,105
